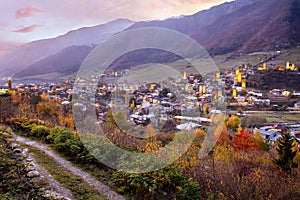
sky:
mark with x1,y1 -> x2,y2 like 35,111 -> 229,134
0,0 -> 228,53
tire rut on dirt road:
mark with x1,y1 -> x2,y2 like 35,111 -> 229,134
30,154 -> 75,200
15,135 -> 126,200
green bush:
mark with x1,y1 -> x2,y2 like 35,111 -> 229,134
30,125 -> 50,140
112,166 -> 200,200
46,128 -> 93,164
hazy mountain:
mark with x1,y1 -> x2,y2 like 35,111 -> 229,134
0,19 -> 134,76
14,45 -> 94,79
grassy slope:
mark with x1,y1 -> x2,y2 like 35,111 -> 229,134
14,46 -> 300,82
276,46 -> 300,65
250,112 -> 300,124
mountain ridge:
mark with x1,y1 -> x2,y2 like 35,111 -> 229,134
192,0 -> 300,55
125,0 -> 257,35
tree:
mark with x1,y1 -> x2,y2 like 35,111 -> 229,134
253,130 -> 270,151
36,100 -> 59,125
159,88 -> 170,98
106,110 -> 118,129
233,129 -> 261,151
40,92 -> 49,101
37,101 -> 57,118
217,126 -> 231,145
203,104 -> 210,117
226,115 -> 240,132
273,133 -> 298,172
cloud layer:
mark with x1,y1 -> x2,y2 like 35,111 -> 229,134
13,25 -> 40,33
15,5 -> 42,19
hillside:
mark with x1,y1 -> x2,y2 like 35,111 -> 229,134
192,0 -> 300,55
14,45 -> 94,79
107,0 -> 300,71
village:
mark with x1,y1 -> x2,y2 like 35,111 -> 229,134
1,60 -> 300,149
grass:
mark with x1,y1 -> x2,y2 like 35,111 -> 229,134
214,54 -> 264,70
48,146 -> 116,189
281,113 -> 300,122
276,46 -> 300,65
251,112 -> 300,124
20,143 -> 106,200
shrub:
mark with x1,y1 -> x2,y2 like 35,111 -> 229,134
112,166 -> 200,200
30,125 -> 50,140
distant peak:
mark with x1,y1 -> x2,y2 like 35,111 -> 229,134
111,18 -> 135,23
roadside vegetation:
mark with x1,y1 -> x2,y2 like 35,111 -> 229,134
0,126 -> 47,200
20,143 -> 106,200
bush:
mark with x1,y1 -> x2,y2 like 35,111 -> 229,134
30,125 -> 50,141
112,166 -> 200,200
46,128 -> 94,164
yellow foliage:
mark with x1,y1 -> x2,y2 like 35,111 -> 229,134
40,92 -> 49,101
196,128 -> 206,137
17,102 -> 32,118
225,115 -> 240,132
9,90 -> 20,103
36,100 -> 58,119
58,113 -> 75,130
292,140 -> 298,153
214,144 -> 236,164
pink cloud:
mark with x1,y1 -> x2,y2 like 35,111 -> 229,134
13,25 -> 41,33
0,41 -> 23,55
151,0 -> 223,9
15,5 -> 42,19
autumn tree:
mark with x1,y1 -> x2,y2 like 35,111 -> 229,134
36,100 -> 59,125
58,113 -> 75,130
203,104 -> 210,117
17,102 -> 33,119
217,126 -> 232,145
40,92 -> 49,101
225,115 -> 240,132
273,133 -> 298,172
253,130 -> 270,151
233,129 -> 261,151
9,90 -> 20,103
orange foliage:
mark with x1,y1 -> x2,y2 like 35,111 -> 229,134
217,126 -> 232,145
233,129 -> 261,151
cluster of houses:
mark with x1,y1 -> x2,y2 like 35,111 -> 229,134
223,61 -> 300,110
94,77 -> 214,130
0,79 -> 73,103
255,123 -> 300,147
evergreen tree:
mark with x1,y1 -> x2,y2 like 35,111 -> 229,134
273,133 -> 298,172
